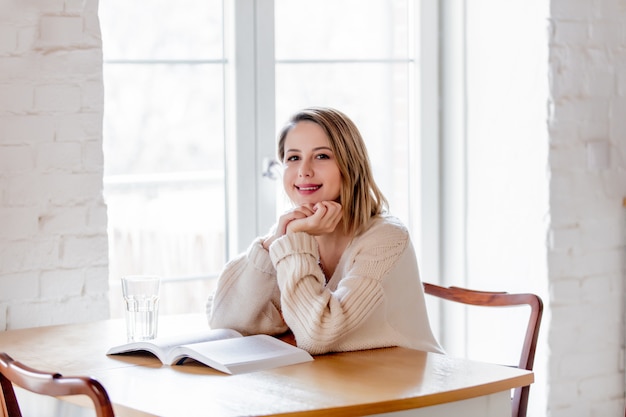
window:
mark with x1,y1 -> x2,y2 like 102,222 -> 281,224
100,0 -> 227,316
100,0 -> 432,318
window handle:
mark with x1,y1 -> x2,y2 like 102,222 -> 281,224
262,158 -> 281,180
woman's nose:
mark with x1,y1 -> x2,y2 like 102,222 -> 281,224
298,160 -> 312,177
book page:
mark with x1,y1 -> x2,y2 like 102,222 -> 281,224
107,328 -> 242,363
168,334 -> 314,374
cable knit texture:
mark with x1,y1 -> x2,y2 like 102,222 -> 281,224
208,215 -> 443,355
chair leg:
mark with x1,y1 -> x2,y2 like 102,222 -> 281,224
1,375 -> 22,417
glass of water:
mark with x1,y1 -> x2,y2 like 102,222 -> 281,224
121,275 -> 160,342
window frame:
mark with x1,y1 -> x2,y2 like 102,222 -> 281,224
226,0 -> 277,256
101,0 -> 443,316
228,0 -> 442,269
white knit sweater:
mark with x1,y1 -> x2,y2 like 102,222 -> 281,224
207,215 -> 443,355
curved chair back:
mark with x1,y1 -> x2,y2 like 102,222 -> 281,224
423,282 -> 543,417
0,352 -> 114,417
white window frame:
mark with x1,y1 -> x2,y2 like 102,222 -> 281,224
101,0 -> 444,321
227,0 -> 443,272
437,0 -> 468,350
415,0 -> 442,292
226,0 -> 277,256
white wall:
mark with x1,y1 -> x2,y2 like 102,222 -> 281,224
0,0 -> 109,329
0,0 -> 625,415
547,1 -> 626,416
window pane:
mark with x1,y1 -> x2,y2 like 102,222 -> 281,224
103,65 -> 224,174
103,64 -> 225,280
100,1 -> 226,318
99,0 -> 223,60
275,0 -> 414,223
275,0 -> 410,60
275,63 -> 411,220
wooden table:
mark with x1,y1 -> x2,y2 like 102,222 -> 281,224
0,315 -> 532,417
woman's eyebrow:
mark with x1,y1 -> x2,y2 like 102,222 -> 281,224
285,146 -> 332,153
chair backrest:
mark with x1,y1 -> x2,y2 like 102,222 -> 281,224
423,282 -> 543,417
0,352 -> 115,417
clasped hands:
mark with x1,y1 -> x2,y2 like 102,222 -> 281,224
262,201 -> 342,250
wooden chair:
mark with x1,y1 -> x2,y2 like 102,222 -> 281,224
423,282 -> 543,417
0,352 -> 114,417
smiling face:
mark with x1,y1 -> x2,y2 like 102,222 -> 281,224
281,120 -> 342,206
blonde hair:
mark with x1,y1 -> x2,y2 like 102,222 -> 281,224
278,107 -> 388,236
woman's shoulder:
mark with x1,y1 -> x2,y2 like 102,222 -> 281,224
346,214 -> 412,275
364,214 -> 409,236
356,214 -> 410,245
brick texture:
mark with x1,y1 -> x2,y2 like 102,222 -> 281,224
0,0 -> 109,330
548,0 -> 626,416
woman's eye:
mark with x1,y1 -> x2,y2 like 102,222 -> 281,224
316,154 -> 330,160
286,155 -> 299,162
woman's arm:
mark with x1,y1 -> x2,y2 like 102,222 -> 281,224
208,237 -> 288,335
269,220 -> 408,354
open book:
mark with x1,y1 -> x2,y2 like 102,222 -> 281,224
106,328 -> 313,374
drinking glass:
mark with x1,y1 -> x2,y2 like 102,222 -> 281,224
121,275 -> 160,342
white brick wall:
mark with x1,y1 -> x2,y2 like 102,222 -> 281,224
0,0 -> 109,330
548,1 -> 626,416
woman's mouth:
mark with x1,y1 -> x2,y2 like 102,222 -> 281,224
296,184 -> 321,192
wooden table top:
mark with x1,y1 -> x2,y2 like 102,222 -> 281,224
0,315 -> 533,417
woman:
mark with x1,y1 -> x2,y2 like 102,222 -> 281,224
207,107 -> 442,355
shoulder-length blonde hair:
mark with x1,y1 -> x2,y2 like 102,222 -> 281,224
277,107 -> 388,236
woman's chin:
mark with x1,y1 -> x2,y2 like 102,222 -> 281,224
290,195 -> 320,206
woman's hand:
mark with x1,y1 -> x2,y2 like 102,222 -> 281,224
286,201 -> 342,236
262,204 -> 316,250
262,201 -> 342,250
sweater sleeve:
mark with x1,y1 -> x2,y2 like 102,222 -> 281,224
208,237 -> 288,335
269,223 -> 408,354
